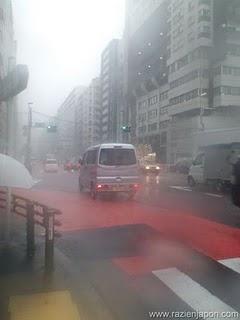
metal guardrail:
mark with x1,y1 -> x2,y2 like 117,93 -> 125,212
0,189 -> 62,273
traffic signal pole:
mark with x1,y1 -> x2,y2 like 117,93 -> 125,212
25,103 -> 33,173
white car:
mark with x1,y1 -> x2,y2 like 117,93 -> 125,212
44,159 -> 58,173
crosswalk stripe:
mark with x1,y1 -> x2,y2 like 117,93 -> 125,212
33,179 -> 42,184
153,268 -> 238,319
205,193 -> 223,198
219,257 -> 240,274
170,186 -> 192,192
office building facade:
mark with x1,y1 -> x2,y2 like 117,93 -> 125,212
76,78 -> 101,155
100,39 -> 124,142
57,86 -> 85,160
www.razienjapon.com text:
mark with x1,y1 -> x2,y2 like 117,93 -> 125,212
148,311 -> 239,319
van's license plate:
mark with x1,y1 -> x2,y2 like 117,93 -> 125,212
112,185 -> 126,191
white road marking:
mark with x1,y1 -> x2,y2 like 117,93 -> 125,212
219,257 -> 240,274
204,193 -> 223,198
33,179 -> 42,184
153,268 -> 238,319
170,186 -> 192,192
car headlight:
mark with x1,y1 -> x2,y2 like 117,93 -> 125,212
145,166 -> 150,170
156,166 -> 160,170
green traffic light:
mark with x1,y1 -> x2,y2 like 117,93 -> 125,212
121,125 -> 131,133
47,125 -> 57,132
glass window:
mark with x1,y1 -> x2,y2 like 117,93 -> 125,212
148,123 -> 158,132
86,150 -> 97,164
99,148 -> 137,166
46,159 -> 57,164
194,154 -> 205,165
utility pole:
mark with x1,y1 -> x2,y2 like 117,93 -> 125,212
25,102 -> 33,173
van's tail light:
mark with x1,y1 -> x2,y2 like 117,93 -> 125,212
133,183 -> 140,189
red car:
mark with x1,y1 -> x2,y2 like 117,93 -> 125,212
64,162 -> 80,171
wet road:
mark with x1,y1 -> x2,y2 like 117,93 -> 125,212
16,169 -> 240,319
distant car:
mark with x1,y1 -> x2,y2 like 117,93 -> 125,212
44,159 -> 58,172
64,161 -> 72,171
64,162 -> 80,171
141,163 -> 162,174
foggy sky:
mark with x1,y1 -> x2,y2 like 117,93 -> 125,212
12,0 -> 125,117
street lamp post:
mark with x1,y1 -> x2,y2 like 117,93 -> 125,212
200,92 -> 207,131
25,102 -> 33,173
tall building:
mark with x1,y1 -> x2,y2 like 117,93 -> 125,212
125,0 -> 169,160
76,78 -> 101,154
57,86 -> 85,161
0,0 -> 16,155
100,39 -> 124,142
126,0 -> 240,163
167,0 -> 240,162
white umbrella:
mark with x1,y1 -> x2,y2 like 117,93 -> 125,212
0,153 -> 34,188
0,153 -> 34,243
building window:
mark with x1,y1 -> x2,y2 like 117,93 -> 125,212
227,44 -> 240,57
148,95 -> 158,106
159,91 -> 168,101
170,69 -> 208,89
148,123 -> 158,132
138,125 -> 147,134
199,0 -> 211,5
198,25 -> 211,38
148,109 -> 158,120
138,113 -> 146,121
159,121 -> 169,130
214,86 -> 240,96
138,100 -> 147,111
159,106 -> 168,115
214,65 -> 221,75
169,89 -> 200,106
198,8 -> 211,22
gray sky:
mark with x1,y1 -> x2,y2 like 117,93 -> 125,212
12,0 -> 125,117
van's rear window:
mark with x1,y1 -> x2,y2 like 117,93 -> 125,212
46,160 -> 57,164
99,149 -> 136,166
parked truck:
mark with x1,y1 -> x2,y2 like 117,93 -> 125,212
188,128 -> 240,191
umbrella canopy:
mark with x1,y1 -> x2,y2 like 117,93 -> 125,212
0,153 -> 34,188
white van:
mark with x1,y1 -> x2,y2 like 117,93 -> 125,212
188,143 -> 240,190
44,159 -> 58,173
79,143 -> 140,199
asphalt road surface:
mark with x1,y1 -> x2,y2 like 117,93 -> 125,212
17,169 -> 240,319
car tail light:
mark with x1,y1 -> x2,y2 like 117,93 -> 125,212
133,183 -> 139,189
97,184 -> 102,189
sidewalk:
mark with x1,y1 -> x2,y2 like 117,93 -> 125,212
0,214 -> 114,320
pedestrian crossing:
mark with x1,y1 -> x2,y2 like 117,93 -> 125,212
153,268 -> 238,319
219,257 -> 240,274
151,258 -> 240,318
170,185 -> 224,198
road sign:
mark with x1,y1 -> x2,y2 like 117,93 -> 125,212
0,64 -> 29,102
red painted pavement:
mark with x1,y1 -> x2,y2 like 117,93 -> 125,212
14,189 -> 240,275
